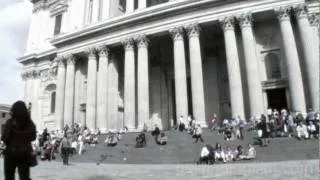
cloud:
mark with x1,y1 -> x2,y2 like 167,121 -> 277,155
0,1 -> 32,105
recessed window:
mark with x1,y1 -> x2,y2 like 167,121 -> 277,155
1,113 -> 5,118
88,0 -> 93,23
265,53 -> 281,79
119,0 -> 126,12
54,14 -> 62,35
51,92 -> 56,114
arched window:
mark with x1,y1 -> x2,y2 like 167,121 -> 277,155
45,84 -> 57,115
51,92 -> 56,114
265,53 -> 281,79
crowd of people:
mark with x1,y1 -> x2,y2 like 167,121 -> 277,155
198,143 -> 256,164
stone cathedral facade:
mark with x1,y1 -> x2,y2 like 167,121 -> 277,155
18,0 -> 319,132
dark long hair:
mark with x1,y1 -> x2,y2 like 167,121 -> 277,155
10,101 -> 32,128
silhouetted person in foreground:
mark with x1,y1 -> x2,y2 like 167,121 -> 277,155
1,101 -> 36,180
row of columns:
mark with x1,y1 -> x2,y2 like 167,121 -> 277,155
54,4 -> 318,131
169,25 -> 206,126
217,4 -> 319,117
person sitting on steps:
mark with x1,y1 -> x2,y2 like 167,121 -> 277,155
136,132 -> 146,148
156,132 -> 167,145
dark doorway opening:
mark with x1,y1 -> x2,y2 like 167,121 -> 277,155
266,88 -> 288,111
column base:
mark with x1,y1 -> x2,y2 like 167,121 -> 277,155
99,128 -> 108,134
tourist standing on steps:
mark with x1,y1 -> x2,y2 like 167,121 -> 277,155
60,133 -> 71,165
194,123 -> 204,143
2,101 -> 37,180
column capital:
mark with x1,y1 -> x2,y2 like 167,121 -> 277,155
65,54 -> 76,65
21,71 -> 29,81
308,13 -> 320,27
237,13 -> 253,28
185,23 -> 200,38
96,45 -> 109,57
219,16 -> 235,31
275,6 -> 292,22
293,4 -> 308,19
121,38 -> 134,50
84,47 -> 98,57
136,34 -> 149,48
55,56 -> 66,67
169,27 -> 184,41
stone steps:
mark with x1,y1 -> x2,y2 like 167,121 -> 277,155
55,129 -> 318,164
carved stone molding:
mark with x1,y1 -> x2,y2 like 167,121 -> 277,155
84,47 -> 98,57
275,6 -> 292,22
136,35 -> 149,48
185,23 -> 200,38
219,16 -> 235,31
21,70 -> 41,81
65,55 -> 76,65
33,1 -> 48,13
55,56 -> 66,67
97,45 -> 109,57
121,38 -> 134,50
262,78 -> 288,90
39,68 -> 57,83
294,4 -> 308,19
238,13 -> 253,28
308,13 -> 320,27
169,27 -> 184,41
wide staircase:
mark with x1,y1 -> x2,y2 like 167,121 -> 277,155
59,129 -> 318,164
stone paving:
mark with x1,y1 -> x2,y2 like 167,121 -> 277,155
0,159 -> 318,180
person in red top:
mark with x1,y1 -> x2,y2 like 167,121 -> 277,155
2,101 -> 37,180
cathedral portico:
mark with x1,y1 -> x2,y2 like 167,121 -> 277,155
19,0 -> 319,132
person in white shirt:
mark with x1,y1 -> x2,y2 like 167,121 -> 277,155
214,143 -> 226,163
296,122 -> 309,140
194,124 -> 204,143
239,144 -> 256,160
78,134 -> 85,155
307,121 -> 316,138
199,145 -> 210,164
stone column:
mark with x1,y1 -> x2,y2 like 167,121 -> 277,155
126,0 -> 134,13
238,13 -> 264,116
107,57 -> 119,130
169,27 -> 189,121
136,35 -> 149,130
138,0 -> 147,9
220,17 -> 245,118
123,38 -> 136,130
294,5 -> 319,112
96,46 -> 109,133
308,13 -> 320,111
275,7 -> 306,113
63,55 -> 76,127
86,48 -> 98,131
74,66 -> 81,124
55,57 -> 66,130
186,24 -> 206,126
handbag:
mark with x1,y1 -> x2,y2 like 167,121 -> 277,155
29,151 -> 38,167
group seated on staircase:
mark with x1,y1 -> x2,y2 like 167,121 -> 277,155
198,143 -> 256,164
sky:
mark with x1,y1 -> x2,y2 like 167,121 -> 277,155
0,0 -> 32,105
